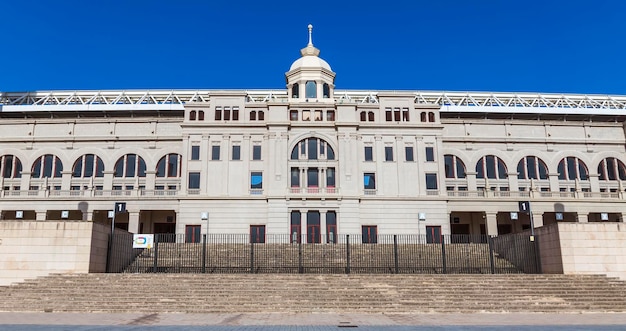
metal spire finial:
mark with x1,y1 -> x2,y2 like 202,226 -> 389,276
307,24 -> 313,46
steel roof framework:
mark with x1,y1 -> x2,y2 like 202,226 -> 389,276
2,90 -> 626,113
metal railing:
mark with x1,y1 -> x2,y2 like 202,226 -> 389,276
108,233 -> 540,274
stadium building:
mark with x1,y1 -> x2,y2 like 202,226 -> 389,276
1,25 -> 625,244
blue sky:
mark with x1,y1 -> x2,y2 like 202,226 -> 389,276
1,1 -> 625,94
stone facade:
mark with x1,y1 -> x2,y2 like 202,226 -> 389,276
0,28 -> 625,244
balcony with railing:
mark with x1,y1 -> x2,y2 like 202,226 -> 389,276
446,189 -> 624,200
0,188 -> 181,199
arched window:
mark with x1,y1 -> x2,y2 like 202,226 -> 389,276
305,81 -> 317,98
114,154 -> 146,178
444,155 -> 466,179
32,154 -> 63,178
198,110 -> 205,120
323,83 -> 330,98
557,157 -> 588,180
291,137 -> 335,160
428,112 -> 435,122
292,83 -> 299,98
476,155 -> 508,179
517,156 -> 548,180
360,111 -> 367,121
72,154 -> 104,178
189,110 -> 196,121
156,154 -> 181,178
598,157 -> 626,181
258,111 -> 265,120
420,112 -> 427,122
250,111 -> 256,121
368,111 -> 375,122
0,155 -> 22,179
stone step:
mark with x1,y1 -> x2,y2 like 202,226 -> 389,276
3,273 -> 625,314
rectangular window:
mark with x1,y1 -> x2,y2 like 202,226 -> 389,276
362,225 -> 378,244
251,172 -> 263,189
252,145 -> 262,160
326,110 -> 335,121
215,107 -> 222,120
405,146 -> 414,161
191,145 -> 200,160
385,107 -> 392,121
307,211 -> 321,243
290,211 -> 301,243
185,225 -> 202,243
364,146 -> 373,161
307,168 -> 319,187
291,167 -> 300,188
302,110 -> 311,121
308,138 -> 318,160
232,145 -> 241,160
314,110 -> 322,121
425,147 -> 435,162
384,146 -> 393,161
188,172 -> 200,189
326,167 -> 336,188
426,226 -> 442,244
223,107 -> 231,120
326,211 -> 337,244
250,225 -> 266,243
232,107 -> 239,121
211,145 -> 220,160
393,107 -> 401,121
364,173 -> 376,190
426,173 -> 438,190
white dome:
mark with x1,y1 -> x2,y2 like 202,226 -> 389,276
289,55 -> 332,71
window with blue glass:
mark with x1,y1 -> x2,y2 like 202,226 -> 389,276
251,172 -> 263,189
305,81 -> 317,98
364,173 -> 376,189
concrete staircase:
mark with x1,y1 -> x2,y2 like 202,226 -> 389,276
1,273 -> 626,313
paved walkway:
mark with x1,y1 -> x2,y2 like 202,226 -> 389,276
0,312 -> 625,326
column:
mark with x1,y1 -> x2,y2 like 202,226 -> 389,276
61,171 -> 72,191
320,210 -> 327,242
300,210 -> 307,242
576,212 -> 589,223
532,212 -> 544,228
82,210 -> 93,222
507,172 -> 519,192
145,170 -> 157,191
20,172 -> 32,192
128,211 -> 140,234
466,172 -> 477,191
548,173 -> 560,192
103,170 -> 115,191
320,168 -> 326,192
485,212 -> 498,236
36,210 -> 46,221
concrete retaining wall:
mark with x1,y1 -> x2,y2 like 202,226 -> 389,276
538,223 -> 626,280
0,221 -> 110,286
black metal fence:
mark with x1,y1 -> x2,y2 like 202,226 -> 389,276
107,232 -> 540,274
